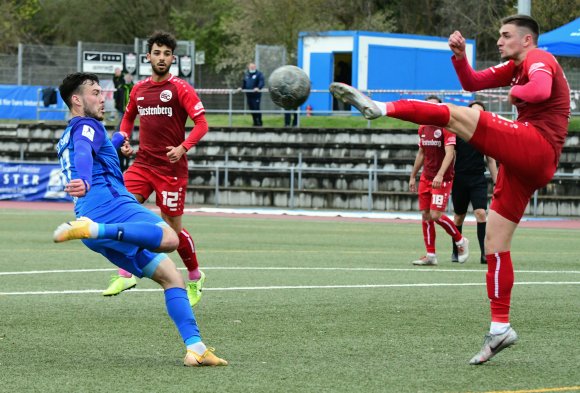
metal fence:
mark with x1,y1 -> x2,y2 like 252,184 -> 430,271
33,86 -> 580,125
1,42 -> 579,90
191,161 -> 579,216
18,44 -> 77,86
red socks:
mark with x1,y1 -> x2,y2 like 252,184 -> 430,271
435,215 -> 463,242
387,100 -> 450,126
486,251 -> 514,323
177,228 -> 199,273
422,220 -> 436,253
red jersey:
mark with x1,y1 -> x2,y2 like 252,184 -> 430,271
418,125 -> 456,181
452,49 -> 570,160
121,74 -> 206,177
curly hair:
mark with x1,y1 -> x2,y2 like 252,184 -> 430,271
147,31 -> 177,53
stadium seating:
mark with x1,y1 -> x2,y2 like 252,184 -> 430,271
1,122 -> 579,215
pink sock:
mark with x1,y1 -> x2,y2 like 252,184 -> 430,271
188,269 -> 201,281
118,268 -> 133,278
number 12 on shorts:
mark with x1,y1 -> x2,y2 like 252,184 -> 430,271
161,191 -> 179,210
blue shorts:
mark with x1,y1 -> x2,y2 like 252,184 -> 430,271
80,196 -> 168,278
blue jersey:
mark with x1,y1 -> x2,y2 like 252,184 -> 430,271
56,117 -> 134,217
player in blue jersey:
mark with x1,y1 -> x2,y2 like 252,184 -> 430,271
52,72 -> 227,367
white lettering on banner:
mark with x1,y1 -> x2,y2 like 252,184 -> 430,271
3,174 -> 40,185
137,105 -> 173,117
1,99 -> 38,107
422,140 -> 441,147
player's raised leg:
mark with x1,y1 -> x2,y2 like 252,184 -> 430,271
329,82 -> 481,143
53,216 -> 178,252
329,82 -> 384,120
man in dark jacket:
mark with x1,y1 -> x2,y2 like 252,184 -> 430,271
241,62 -> 265,126
113,72 -> 134,171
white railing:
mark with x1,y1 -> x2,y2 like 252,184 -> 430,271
187,160 -> 580,216
35,88 -> 580,124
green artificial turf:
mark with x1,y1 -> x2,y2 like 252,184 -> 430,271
0,208 -> 579,393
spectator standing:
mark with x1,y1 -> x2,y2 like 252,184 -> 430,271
113,72 -> 134,171
241,62 -> 265,126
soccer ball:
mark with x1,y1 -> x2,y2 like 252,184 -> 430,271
268,65 -> 311,110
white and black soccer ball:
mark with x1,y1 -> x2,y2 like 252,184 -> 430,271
268,65 -> 311,110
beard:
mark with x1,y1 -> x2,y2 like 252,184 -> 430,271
152,63 -> 170,77
83,101 -> 104,121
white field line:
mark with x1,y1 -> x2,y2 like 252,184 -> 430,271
1,266 -> 580,276
1,282 -> 580,297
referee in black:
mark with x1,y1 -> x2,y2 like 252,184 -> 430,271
451,101 -> 498,264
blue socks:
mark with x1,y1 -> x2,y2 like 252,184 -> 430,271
164,287 -> 201,344
99,222 -> 163,250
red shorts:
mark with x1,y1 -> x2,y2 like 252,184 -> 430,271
124,165 -> 187,217
469,112 -> 557,223
418,175 -> 453,212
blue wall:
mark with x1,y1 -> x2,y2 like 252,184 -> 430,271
300,31 -> 475,113
367,45 -> 464,103
0,85 -> 66,121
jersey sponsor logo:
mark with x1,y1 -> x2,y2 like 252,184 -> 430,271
81,125 -> 95,141
137,105 -> 173,117
422,140 -> 441,147
137,96 -> 145,101
160,89 -> 172,102
194,101 -> 204,111
433,129 -> 442,138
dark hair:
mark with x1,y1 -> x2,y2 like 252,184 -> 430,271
468,101 -> 486,111
59,72 -> 100,109
425,95 -> 442,103
147,31 -> 177,53
501,14 -> 540,44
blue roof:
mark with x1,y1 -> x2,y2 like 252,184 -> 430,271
538,17 -> 580,57
298,30 -> 452,43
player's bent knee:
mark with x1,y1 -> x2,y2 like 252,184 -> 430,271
151,257 -> 185,289
157,226 -> 179,252
474,209 -> 487,222
454,213 -> 466,226
446,104 -> 479,141
430,211 -> 442,221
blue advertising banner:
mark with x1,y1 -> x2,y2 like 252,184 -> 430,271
0,85 -> 66,121
0,161 -> 71,201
